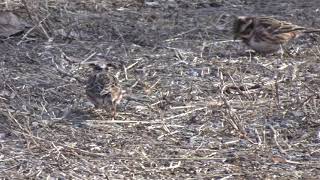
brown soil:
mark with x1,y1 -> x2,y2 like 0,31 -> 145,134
1,0 -> 320,179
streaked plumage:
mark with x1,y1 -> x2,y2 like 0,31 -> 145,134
233,16 -> 320,53
86,63 -> 123,117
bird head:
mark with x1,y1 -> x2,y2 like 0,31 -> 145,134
232,16 -> 254,40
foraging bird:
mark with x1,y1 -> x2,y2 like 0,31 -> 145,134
233,16 -> 320,54
86,63 -> 123,117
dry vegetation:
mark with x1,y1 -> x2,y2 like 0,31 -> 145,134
1,0 -> 320,179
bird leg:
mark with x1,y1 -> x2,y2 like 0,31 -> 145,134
282,46 -> 294,58
111,102 -> 117,119
279,44 -> 295,66
279,44 -> 285,60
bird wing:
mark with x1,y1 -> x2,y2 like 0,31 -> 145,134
110,85 -> 123,103
257,17 -> 305,34
253,17 -> 302,44
99,73 -> 112,96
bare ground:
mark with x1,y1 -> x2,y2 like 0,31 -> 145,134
1,0 -> 320,179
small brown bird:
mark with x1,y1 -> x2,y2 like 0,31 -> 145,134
86,63 -> 123,117
233,16 -> 320,54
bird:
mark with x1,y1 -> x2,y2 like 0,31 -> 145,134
85,63 -> 123,118
233,16 -> 320,54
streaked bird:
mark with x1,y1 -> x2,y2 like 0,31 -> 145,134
86,63 -> 123,118
233,16 -> 320,54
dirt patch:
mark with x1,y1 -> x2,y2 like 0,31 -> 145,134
1,0 -> 320,179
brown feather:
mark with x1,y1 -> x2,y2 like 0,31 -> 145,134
233,16 -> 320,53
86,64 -> 123,117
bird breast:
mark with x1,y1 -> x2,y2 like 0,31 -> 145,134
247,36 -> 281,53
86,73 -> 113,108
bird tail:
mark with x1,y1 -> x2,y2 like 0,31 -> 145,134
303,28 -> 320,33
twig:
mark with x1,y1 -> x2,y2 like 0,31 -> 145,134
267,124 -> 286,154
162,107 -> 207,121
17,14 -> 51,45
80,52 -> 97,64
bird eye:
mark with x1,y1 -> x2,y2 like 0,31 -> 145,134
240,21 -> 254,35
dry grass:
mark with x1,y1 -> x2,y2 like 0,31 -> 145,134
1,0 -> 320,179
